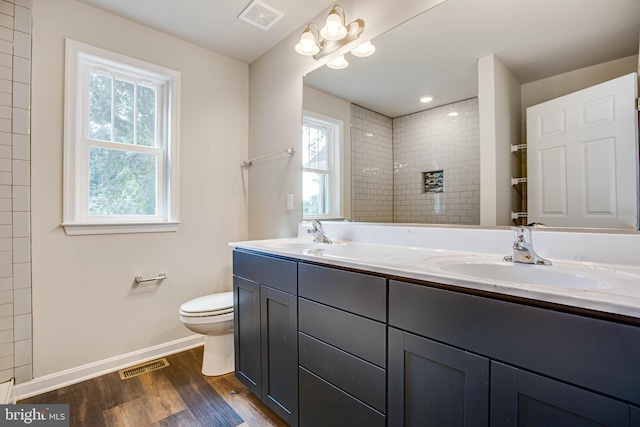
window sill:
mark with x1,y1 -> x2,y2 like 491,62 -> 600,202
61,221 -> 180,236
303,216 -> 345,221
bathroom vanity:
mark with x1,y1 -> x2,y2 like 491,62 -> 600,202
231,224 -> 640,427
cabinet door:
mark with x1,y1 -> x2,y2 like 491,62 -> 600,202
491,361 -> 631,427
233,276 -> 261,397
261,285 -> 298,426
631,406 -> 640,427
388,328 -> 489,427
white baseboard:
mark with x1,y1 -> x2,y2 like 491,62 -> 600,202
0,378 -> 14,404
13,335 -> 204,401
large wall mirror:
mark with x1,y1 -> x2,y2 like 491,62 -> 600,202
303,0 -> 640,229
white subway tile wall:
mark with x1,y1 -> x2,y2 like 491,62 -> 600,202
350,105 -> 394,222
0,0 -> 32,385
393,98 -> 480,224
351,99 -> 480,224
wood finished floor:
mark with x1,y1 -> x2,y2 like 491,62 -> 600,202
20,346 -> 289,427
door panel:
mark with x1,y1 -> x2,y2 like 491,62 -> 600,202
388,328 -> 489,427
261,285 -> 298,426
527,72 -> 639,228
491,361 -> 630,427
233,276 -> 261,396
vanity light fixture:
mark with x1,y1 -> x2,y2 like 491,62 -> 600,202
350,41 -> 376,57
320,7 -> 348,40
295,4 -> 369,63
326,55 -> 349,70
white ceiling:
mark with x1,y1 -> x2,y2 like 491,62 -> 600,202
305,0 -> 640,117
78,0 -> 640,117
77,0 -> 335,64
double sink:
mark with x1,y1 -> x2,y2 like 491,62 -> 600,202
262,238 -> 638,291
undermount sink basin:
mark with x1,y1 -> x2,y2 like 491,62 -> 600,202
440,262 -> 611,290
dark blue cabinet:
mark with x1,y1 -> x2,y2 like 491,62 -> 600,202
491,361 -> 632,427
260,286 -> 297,424
389,279 -> 640,427
235,249 -> 640,427
298,263 -> 387,426
233,276 -> 261,396
388,327 -> 489,427
233,250 -> 298,426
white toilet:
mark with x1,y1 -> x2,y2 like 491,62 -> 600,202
179,291 -> 234,376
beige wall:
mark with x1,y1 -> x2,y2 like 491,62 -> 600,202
493,57 -> 522,226
248,0 -> 447,239
521,55 -> 638,110
478,55 -> 520,226
31,0 -> 248,377
302,86 -> 352,219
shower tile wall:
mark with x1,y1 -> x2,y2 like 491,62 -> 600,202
0,0 -> 32,385
393,99 -> 480,224
350,105 -> 393,222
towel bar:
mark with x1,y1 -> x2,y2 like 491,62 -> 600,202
134,272 -> 167,283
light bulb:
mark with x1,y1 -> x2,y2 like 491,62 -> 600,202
320,10 -> 347,40
295,30 -> 319,56
351,41 -> 376,57
326,55 -> 349,70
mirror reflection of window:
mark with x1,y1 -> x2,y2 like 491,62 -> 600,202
302,112 -> 342,219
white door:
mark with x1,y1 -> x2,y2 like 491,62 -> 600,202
527,72 -> 639,229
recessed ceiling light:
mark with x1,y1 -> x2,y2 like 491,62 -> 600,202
448,112 -> 458,117
420,96 -> 433,103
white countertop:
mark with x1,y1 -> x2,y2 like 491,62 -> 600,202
230,234 -> 640,320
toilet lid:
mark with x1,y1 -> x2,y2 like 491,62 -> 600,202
180,291 -> 233,315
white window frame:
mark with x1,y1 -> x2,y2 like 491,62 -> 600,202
62,39 -> 180,235
302,111 -> 342,220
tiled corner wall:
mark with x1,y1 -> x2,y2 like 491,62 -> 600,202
351,99 -> 480,224
393,98 -> 480,224
350,104 -> 394,222
0,0 -> 32,385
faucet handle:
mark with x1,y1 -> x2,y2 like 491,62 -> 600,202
513,226 -> 531,243
307,220 -> 321,233
307,220 -> 332,244
509,225 -> 552,266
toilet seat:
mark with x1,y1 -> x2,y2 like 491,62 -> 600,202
179,292 -> 233,317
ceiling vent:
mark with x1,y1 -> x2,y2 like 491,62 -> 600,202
238,0 -> 284,31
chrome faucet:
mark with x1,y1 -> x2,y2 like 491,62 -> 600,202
307,220 -> 332,244
504,226 -> 551,265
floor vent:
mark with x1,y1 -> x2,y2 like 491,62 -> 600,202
238,0 -> 284,31
118,358 -> 169,380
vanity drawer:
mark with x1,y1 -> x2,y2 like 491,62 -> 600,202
299,367 -> 385,427
233,250 -> 297,294
299,332 -> 386,413
299,298 -> 386,367
298,263 -> 387,322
